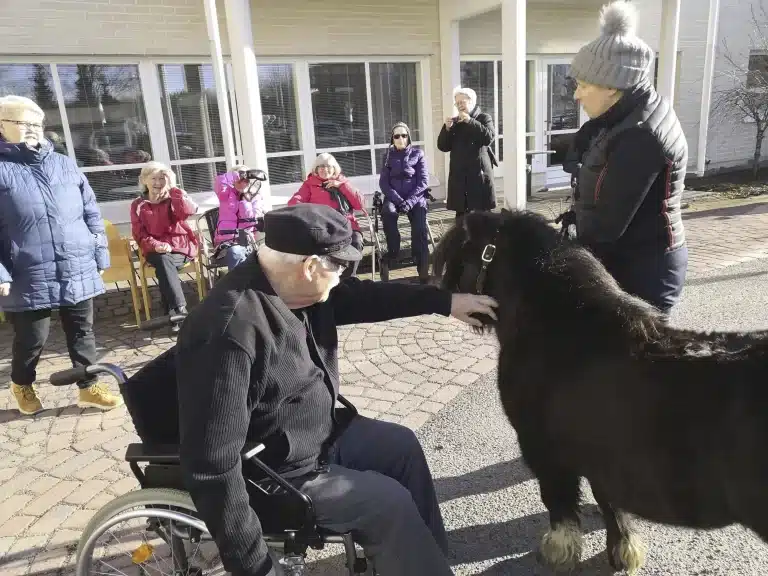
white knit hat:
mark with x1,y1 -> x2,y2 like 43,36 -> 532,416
453,86 -> 477,111
569,1 -> 654,90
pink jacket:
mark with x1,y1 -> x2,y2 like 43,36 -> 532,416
214,172 -> 265,246
130,188 -> 199,259
287,173 -> 364,232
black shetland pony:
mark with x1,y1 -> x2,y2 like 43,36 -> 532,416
433,209 -> 768,575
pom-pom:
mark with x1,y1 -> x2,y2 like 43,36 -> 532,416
599,0 -> 638,36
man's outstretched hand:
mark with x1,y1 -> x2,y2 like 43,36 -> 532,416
450,294 -> 498,328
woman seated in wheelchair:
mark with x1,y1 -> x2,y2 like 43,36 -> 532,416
287,153 -> 364,278
378,122 -> 431,283
130,162 -> 198,330
214,165 -> 266,271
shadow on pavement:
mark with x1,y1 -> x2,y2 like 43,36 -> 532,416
682,201 -> 768,220
686,269 -> 768,287
436,457 -> 535,504
447,504 -> 604,567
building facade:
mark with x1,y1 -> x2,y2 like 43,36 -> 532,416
0,0 -> 743,226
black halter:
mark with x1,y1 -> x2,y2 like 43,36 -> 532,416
474,242 -> 497,294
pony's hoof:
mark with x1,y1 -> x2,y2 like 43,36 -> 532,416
609,533 -> 648,576
537,520 -> 583,571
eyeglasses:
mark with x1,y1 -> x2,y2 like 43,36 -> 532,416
393,134 -> 408,140
1,119 -> 44,130
304,256 -> 347,274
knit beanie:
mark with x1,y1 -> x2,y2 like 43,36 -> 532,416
569,0 -> 654,90
390,122 -> 411,146
452,86 -> 477,112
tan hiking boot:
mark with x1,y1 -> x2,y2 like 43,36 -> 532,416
11,382 -> 44,415
78,382 -> 123,411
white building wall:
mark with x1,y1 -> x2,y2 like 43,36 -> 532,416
705,0 -> 768,172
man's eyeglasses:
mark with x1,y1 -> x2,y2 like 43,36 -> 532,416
392,134 -> 408,140
303,256 -> 347,274
1,119 -> 44,130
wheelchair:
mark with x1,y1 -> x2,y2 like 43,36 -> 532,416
361,188 -> 438,281
53,315 -> 369,576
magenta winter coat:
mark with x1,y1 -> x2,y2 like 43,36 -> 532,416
214,172 -> 265,246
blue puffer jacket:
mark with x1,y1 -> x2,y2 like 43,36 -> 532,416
0,139 -> 109,312
378,145 -> 429,211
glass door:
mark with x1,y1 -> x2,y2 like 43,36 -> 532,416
540,58 -> 585,186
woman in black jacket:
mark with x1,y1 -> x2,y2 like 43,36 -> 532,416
566,0 -> 688,317
437,86 -> 498,220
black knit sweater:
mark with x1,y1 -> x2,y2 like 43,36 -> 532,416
174,253 -> 452,576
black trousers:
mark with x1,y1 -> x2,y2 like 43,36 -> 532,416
341,231 -> 364,279
145,252 -> 189,313
7,298 -> 98,388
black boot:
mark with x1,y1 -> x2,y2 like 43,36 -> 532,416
417,261 -> 430,285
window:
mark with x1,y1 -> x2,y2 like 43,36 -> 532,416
159,63 -> 236,194
58,64 -> 152,203
748,51 -> 768,89
461,60 -> 500,161
259,64 -> 304,185
0,64 -> 69,156
309,61 -> 423,177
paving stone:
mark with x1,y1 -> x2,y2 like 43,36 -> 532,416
25,481 -> 80,516
65,480 -> 110,505
26,505 -> 75,535
27,476 -> 62,496
62,509 -> 96,530
0,514 -> 35,537
73,458 -> 116,482
0,494 -> 33,525
0,469 -> 42,502
431,384 -> 464,404
366,400 -> 393,413
400,410 -> 432,430
363,389 -> 404,403
107,477 -> 140,497
452,371 -> 481,386
410,382 -> 442,398
469,357 -> 497,375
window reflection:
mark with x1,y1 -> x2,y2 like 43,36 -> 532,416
310,63 -> 369,149
369,63 -> 420,144
0,64 -> 68,155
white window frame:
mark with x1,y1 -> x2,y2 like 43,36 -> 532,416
299,56 -> 434,198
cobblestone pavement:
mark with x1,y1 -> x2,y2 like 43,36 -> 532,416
0,195 -> 766,574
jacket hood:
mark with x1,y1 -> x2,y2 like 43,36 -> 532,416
0,138 -> 53,163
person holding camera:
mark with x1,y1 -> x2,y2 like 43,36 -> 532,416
287,153 -> 365,278
378,122 -> 431,283
213,165 -> 266,271
130,162 -> 199,332
437,86 -> 497,221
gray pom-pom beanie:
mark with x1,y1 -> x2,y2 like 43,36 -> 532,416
569,0 -> 654,90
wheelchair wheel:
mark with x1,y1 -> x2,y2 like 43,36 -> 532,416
75,488 -> 225,576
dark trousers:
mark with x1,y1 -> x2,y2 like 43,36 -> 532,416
299,416 -> 451,574
340,231 -> 364,279
145,252 -> 189,313
607,245 -> 689,315
7,298 -> 97,388
382,205 -> 430,275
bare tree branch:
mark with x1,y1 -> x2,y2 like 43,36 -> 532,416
712,0 -> 768,177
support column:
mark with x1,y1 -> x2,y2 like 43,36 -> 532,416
697,0 -> 721,176
223,0 -> 271,208
657,0 -> 682,104
438,0 -> 461,186
501,0 -> 526,210
204,0 -> 236,170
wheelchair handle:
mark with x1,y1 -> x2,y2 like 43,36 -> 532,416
50,362 -> 127,387
140,313 -> 187,332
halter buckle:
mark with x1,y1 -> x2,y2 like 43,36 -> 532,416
481,244 -> 497,264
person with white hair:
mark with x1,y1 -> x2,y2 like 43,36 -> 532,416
437,86 -> 498,220
288,152 -> 365,277
0,95 -> 122,415
130,161 -> 199,333
564,0 -> 688,318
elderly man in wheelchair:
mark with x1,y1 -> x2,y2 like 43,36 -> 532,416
80,203 -> 497,576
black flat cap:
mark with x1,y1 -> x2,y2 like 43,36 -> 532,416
263,204 -> 362,262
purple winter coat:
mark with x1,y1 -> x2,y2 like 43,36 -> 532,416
378,145 -> 429,213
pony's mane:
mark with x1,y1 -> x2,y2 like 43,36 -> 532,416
435,210 -> 667,344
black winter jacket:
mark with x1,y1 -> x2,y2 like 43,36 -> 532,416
437,106 -> 497,213
567,83 -> 687,260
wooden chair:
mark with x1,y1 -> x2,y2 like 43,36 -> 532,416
135,243 -> 204,321
102,220 -> 143,327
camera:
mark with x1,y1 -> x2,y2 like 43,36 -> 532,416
237,169 -> 268,182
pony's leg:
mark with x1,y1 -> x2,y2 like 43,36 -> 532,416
591,484 -> 647,576
536,470 -> 583,571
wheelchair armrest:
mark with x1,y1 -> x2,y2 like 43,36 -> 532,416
337,394 -> 358,416
125,443 -> 181,465
241,443 -> 314,509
